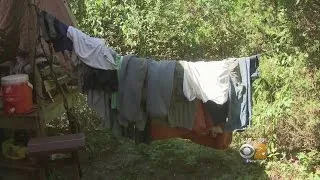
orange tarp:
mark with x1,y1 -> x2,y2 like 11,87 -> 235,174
151,101 -> 232,149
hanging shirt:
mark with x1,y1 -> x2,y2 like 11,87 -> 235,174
66,26 -> 116,70
38,11 -> 73,52
53,18 -> 73,52
180,60 -> 229,104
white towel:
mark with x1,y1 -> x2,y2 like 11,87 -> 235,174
180,60 -> 229,105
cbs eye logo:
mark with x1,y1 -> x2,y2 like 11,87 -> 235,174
239,144 -> 255,159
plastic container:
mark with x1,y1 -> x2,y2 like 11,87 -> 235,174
1,74 -> 33,114
253,139 -> 267,160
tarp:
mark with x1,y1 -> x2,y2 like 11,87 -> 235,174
0,0 -> 76,71
151,120 -> 232,149
0,0 -> 28,63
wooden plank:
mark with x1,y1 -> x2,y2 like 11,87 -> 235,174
0,168 -> 35,180
27,133 -> 85,156
0,155 -> 38,171
0,111 -> 38,130
0,89 -> 77,129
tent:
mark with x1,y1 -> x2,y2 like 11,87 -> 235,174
0,0 -> 76,70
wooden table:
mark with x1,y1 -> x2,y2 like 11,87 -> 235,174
0,91 -> 78,178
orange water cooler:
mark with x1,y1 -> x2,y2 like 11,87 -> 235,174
1,74 -> 33,114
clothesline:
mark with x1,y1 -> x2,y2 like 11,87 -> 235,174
37,10 -> 260,149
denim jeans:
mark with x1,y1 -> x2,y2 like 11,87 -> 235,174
225,55 -> 260,131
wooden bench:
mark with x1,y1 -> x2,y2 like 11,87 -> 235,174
27,133 -> 85,180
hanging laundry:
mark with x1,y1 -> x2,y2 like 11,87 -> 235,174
193,100 -> 214,136
66,26 -> 116,71
225,55 -> 260,131
118,55 -> 149,131
87,90 -> 111,128
53,18 -> 73,52
36,6 -> 260,147
110,109 -> 122,137
38,11 -> 57,41
168,100 -> 197,130
82,63 -> 118,92
111,55 -> 123,111
180,60 -> 229,104
204,100 -> 228,124
146,60 -> 175,118
167,62 -> 197,130
151,118 -> 232,149
38,11 -> 73,52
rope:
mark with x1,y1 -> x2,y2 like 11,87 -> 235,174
30,3 -> 79,133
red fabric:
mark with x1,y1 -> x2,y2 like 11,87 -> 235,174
193,101 -> 214,135
151,101 -> 232,149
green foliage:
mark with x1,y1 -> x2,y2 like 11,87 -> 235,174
47,94 -> 101,134
297,150 -> 320,173
69,0 -> 319,154
265,150 -> 320,180
79,130 -> 318,179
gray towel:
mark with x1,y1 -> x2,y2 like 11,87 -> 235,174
168,62 -> 197,129
118,55 -> 149,131
87,90 -> 111,128
146,60 -> 176,118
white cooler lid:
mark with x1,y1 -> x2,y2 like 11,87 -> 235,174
1,74 -> 29,85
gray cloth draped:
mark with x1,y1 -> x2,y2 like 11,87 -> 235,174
118,55 -> 149,131
146,60 -> 175,118
87,90 -> 111,128
168,62 -> 197,130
